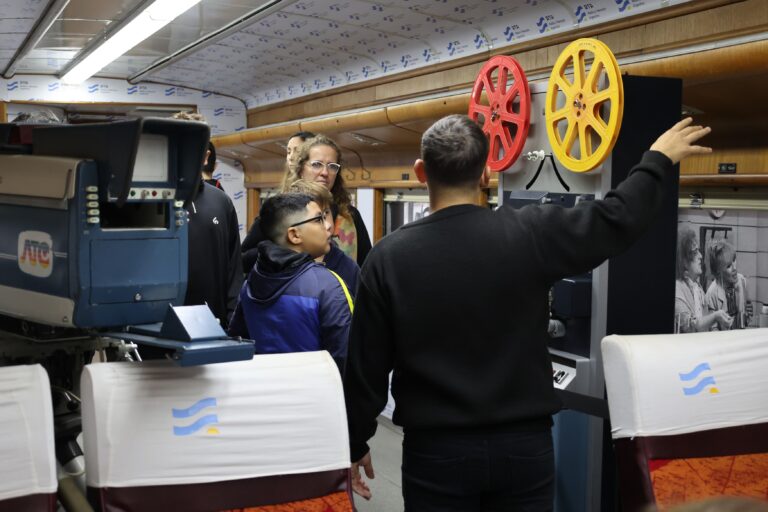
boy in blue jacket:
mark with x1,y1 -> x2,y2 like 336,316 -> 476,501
228,193 -> 353,373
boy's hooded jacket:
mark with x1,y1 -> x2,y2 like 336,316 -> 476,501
228,241 -> 352,372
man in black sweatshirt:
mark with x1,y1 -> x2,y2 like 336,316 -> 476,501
185,178 -> 243,329
343,115 -> 712,510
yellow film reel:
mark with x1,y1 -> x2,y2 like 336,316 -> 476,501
545,38 -> 624,173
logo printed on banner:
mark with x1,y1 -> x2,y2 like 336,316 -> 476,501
165,87 -> 177,96
202,91 -> 213,98
576,3 -> 607,22
48,82 -> 60,92
213,107 -> 225,116
616,0 -> 631,12
473,34 -> 485,49
18,231 -> 53,278
575,5 -> 588,23
127,85 -> 138,95
679,362 -> 720,395
87,84 -> 99,93
172,397 -> 220,436
7,81 -> 19,91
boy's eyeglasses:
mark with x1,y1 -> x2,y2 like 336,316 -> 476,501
306,160 -> 341,173
289,209 -> 331,228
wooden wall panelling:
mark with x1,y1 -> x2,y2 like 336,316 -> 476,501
238,146 -> 285,189
333,125 -> 421,147
0,102 -> 6,122
681,148 -> 768,176
386,94 -> 471,129
212,133 -> 243,148
246,188 -> 261,229
301,108 -> 389,136
239,121 -> 301,145
372,189 -> 385,243
680,175 -> 768,188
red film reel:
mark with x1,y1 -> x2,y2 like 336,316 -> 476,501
468,55 -> 531,172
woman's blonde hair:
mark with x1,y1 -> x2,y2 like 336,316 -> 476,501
280,134 -> 351,217
285,179 -> 333,211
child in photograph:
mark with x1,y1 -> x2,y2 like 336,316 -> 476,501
705,239 -> 750,330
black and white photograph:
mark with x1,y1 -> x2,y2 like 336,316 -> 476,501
675,209 -> 768,333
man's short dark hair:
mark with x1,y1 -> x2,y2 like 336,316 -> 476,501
260,193 -> 313,243
421,115 -> 489,186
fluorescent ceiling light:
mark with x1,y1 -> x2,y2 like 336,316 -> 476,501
62,0 -> 201,84
2,0 -> 70,78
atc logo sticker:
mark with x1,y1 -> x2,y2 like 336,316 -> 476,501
172,397 -> 220,436
679,362 -> 719,396
18,231 -> 53,278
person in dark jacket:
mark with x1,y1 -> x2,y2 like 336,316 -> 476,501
285,179 -> 360,296
228,193 -> 353,373
185,179 -> 243,329
173,111 -> 243,329
343,115 -> 713,509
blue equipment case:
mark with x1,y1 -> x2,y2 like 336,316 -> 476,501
0,118 -> 253,364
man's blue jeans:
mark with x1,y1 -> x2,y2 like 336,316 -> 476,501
402,426 -> 554,512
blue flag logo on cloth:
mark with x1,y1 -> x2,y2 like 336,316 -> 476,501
679,362 -> 719,396
172,397 -> 220,435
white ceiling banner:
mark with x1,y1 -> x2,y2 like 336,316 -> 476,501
144,0 -> 692,108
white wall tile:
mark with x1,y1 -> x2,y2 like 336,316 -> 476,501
738,210 -> 759,227
757,277 -> 768,305
737,251 -> 757,280
758,252 -> 768,278
759,228 -> 768,252
737,226 -> 757,252
758,211 -> 768,227
746,278 -> 757,303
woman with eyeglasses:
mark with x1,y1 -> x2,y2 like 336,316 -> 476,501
280,134 -> 372,266
241,134 -> 372,275
674,224 -> 732,333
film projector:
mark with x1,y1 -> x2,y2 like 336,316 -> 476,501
469,39 -> 681,512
